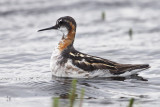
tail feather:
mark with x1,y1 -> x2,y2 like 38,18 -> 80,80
113,64 -> 150,74
130,64 -> 150,70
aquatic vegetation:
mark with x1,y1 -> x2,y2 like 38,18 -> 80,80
129,28 -> 133,40
69,79 -> 78,107
101,11 -> 106,21
53,97 -> 59,107
128,98 -> 134,107
79,88 -> 85,107
52,79 -> 85,107
52,79 -> 136,107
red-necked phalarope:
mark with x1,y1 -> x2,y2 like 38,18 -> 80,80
38,16 -> 150,78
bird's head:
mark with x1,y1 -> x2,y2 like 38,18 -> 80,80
38,16 -> 76,35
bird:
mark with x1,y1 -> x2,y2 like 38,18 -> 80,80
38,16 -> 150,78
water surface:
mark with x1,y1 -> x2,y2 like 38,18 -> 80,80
0,0 -> 160,107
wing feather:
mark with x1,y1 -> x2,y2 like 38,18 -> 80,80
69,51 -> 117,72
66,50 -> 149,75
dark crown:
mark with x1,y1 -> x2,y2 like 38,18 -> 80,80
56,16 -> 77,31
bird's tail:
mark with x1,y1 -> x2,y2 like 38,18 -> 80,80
131,64 -> 150,70
116,63 -> 150,74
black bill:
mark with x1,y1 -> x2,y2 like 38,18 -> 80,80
38,25 -> 59,32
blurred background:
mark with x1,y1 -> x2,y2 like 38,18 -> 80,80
0,0 -> 160,107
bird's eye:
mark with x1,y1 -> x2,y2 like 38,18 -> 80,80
58,19 -> 63,24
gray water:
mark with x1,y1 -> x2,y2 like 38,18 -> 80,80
0,0 -> 160,107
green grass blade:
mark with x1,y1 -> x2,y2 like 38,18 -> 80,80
129,28 -> 133,40
79,88 -> 85,107
101,11 -> 105,21
53,97 -> 59,107
69,79 -> 77,107
128,98 -> 134,107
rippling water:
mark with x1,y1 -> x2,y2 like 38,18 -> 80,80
0,0 -> 160,107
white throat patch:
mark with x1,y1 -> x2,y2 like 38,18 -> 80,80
59,26 -> 68,37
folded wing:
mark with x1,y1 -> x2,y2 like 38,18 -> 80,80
68,50 -> 149,75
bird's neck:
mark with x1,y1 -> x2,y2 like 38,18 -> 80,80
58,29 -> 76,52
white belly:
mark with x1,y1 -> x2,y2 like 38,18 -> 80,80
50,48 -> 90,78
